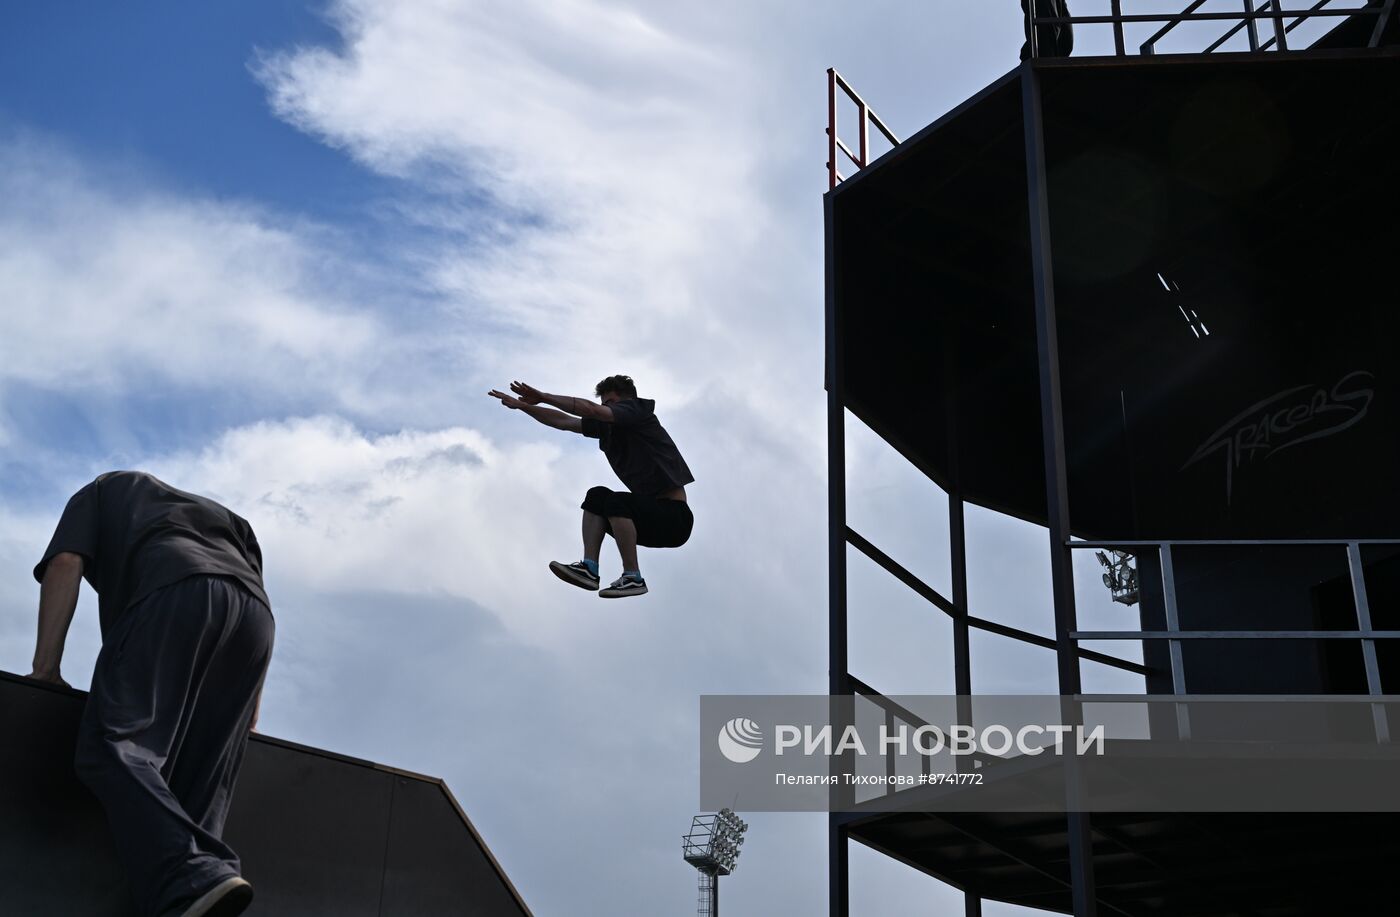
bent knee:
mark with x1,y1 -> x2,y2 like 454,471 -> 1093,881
582,486 -> 616,515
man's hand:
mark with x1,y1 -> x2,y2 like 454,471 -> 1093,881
487,388 -> 583,433
506,383 -> 614,421
27,667 -> 71,689
488,390 -> 526,410
510,381 -> 544,405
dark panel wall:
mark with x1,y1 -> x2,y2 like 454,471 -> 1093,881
831,54 -> 1400,697
381,778 -> 531,916
832,54 -> 1400,542
1171,544 -> 1367,694
1043,55 -> 1400,540
1039,56 -> 1400,695
0,672 -> 530,917
833,73 -> 1047,523
223,743 -> 394,916
0,672 -> 129,913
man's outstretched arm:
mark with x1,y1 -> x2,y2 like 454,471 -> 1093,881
30,551 -> 83,687
488,390 -> 583,433
510,381 -> 614,421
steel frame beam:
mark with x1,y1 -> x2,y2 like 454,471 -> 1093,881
1022,60 -> 1098,917
825,179 -> 851,917
1071,630 -> 1400,640
1068,538 -> 1400,547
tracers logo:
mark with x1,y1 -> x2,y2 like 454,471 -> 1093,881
1182,370 -> 1375,503
718,718 -> 764,764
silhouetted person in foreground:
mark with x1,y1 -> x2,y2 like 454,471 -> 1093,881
1022,0 -> 1074,59
489,375 -> 694,598
29,471 -> 273,917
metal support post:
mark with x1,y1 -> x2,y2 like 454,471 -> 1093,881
950,492 -> 975,782
1022,61 -> 1097,917
826,70 -> 839,190
1270,0 -> 1289,51
1347,543 -> 1391,743
825,151 -> 851,917
1242,0 -> 1262,50
1159,544 -> 1192,741
1371,0 -> 1398,47
829,814 -> 849,917
950,494 -> 972,697
858,102 -> 869,167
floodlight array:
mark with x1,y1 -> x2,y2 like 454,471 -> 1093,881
682,807 -> 751,876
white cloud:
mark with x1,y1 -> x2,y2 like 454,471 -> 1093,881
253,0 -> 820,458
139,414 -> 600,645
256,0 -> 729,202
0,139 -> 384,407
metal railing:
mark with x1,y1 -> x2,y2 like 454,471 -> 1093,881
1023,0 -> 1396,58
842,531 -> 1398,769
846,525 -> 1152,677
825,3 -> 1394,186
845,526 -> 1399,694
847,675 -> 1003,796
826,69 -> 901,190
1067,538 -> 1399,740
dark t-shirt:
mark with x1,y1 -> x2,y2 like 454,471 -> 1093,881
580,398 -> 694,497
33,471 -> 270,638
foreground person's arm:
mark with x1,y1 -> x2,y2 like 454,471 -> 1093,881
30,552 -> 83,688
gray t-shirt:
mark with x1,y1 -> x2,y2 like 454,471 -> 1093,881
34,471 -> 269,638
581,398 -> 694,497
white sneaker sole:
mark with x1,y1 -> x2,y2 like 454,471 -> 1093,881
549,561 -> 600,591
599,583 -> 649,599
178,877 -> 253,917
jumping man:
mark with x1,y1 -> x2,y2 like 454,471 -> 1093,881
488,375 -> 694,598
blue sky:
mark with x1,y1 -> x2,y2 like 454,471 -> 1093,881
0,3 -> 1148,913
1,2 -> 360,216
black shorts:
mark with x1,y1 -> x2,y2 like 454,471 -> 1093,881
582,486 -> 694,549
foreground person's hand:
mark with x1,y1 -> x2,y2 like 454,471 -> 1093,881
27,667 -> 71,689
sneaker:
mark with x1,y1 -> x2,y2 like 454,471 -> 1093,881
175,877 -> 253,917
550,560 -> 600,591
599,574 -> 649,599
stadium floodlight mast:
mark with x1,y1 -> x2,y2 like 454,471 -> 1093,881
1096,549 -> 1140,606
682,807 -> 749,916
